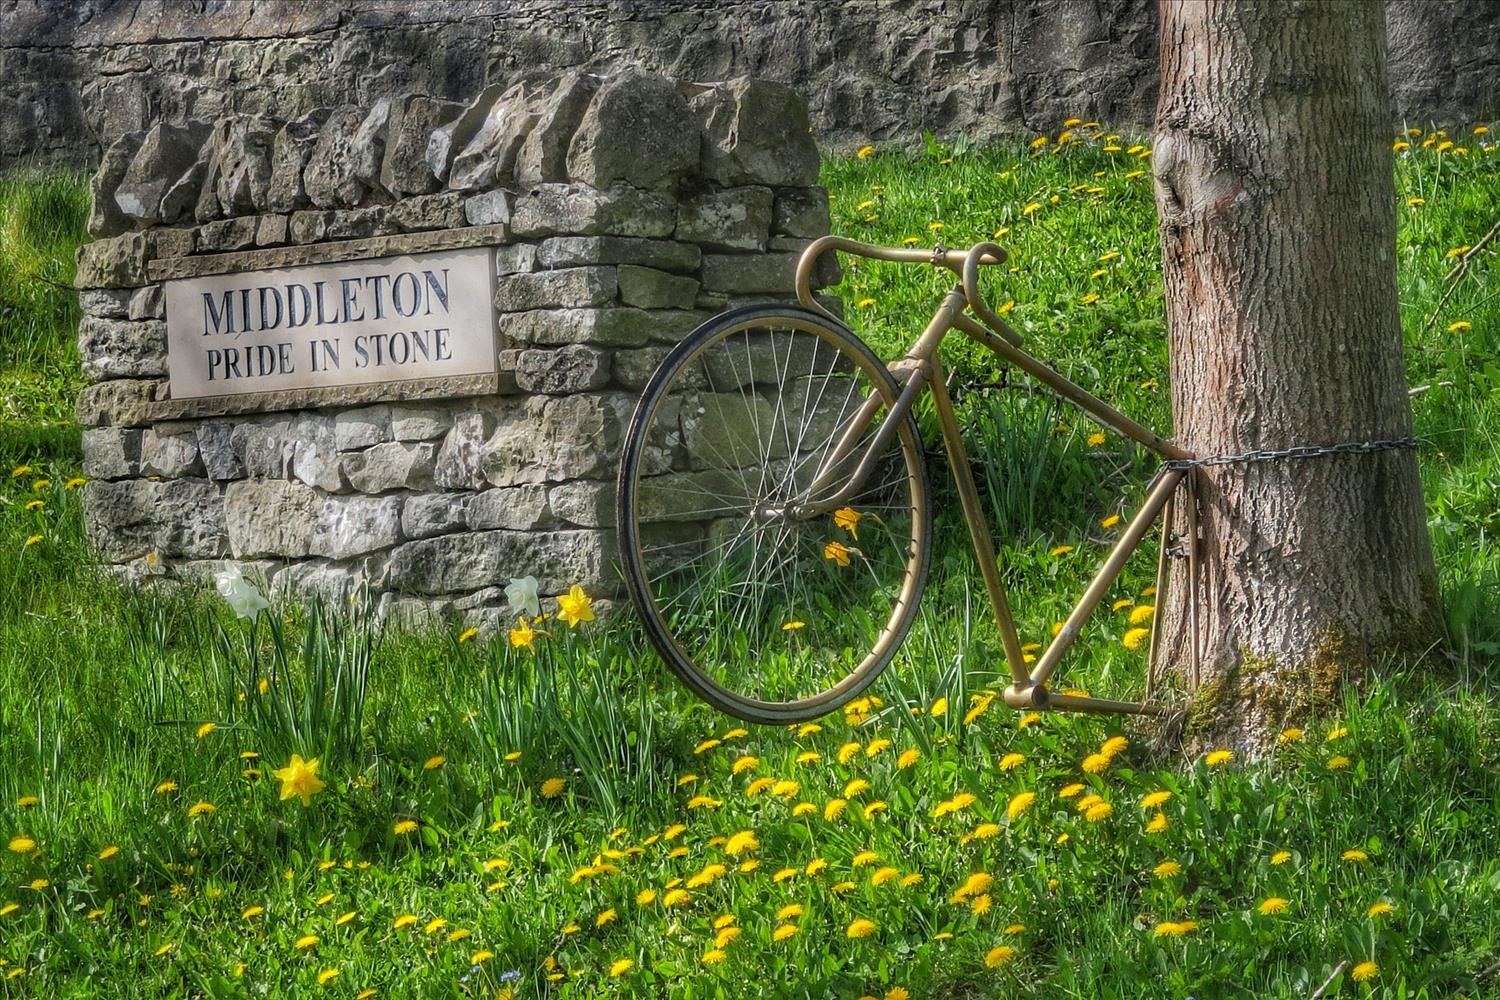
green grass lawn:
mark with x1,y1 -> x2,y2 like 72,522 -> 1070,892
1,124 -> 1498,998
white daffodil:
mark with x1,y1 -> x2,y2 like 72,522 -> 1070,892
505,576 -> 541,617
215,562 -> 269,620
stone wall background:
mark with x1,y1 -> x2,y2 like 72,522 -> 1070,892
74,71 -> 839,631
4,0 -> 1498,170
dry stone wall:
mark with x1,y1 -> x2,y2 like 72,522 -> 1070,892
74,70 -> 839,631
4,0 -> 1497,169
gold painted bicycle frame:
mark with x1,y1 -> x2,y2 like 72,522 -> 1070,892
793,237 -> 1196,717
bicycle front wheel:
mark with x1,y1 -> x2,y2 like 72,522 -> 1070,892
617,304 -> 932,724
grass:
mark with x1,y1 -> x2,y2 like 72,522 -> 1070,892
1,122 -> 1498,998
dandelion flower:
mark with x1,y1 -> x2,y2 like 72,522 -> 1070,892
273,754 -> 326,806
1367,901 -> 1395,918
1277,727 -> 1303,744
1342,849 -> 1369,863
856,146 -> 875,159
541,777 -> 567,798
635,889 -> 656,906
99,845 -> 120,860
1059,782 -> 1084,799
1153,860 -> 1182,879
897,748 -> 921,769
1327,755 -> 1351,771
1204,749 -> 1233,767
999,752 -> 1026,771
1447,320 -> 1473,333
610,958 -> 635,977
8,836 -> 36,854
1084,801 -> 1113,822
1140,790 -> 1172,809
985,945 -> 1016,968
187,801 -> 217,817
1258,897 -> 1289,915
1145,812 -> 1169,834
1351,961 -> 1379,982
1007,791 -> 1036,819
1122,627 -> 1150,650
1101,514 -> 1122,528
725,830 -> 759,855
843,778 -> 870,798
295,934 -> 320,951
317,969 -> 341,985
1100,736 -> 1129,757
394,819 -> 418,835
773,923 -> 798,941
846,918 -> 877,939
732,755 -> 759,775
1081,753 -> 1111,774
970,893 -> 992,915
823,798 -> 847,821
1049,544 -> 1074,556
196,722 -> 217,739
871,866 -> 901,886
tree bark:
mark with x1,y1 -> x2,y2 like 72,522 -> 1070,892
1151,0 -> 1441,752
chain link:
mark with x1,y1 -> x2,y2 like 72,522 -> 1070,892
1160,437 -> 1419,471
930,241 -> 948,267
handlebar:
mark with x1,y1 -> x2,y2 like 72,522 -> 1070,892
794,236 -> 1022,347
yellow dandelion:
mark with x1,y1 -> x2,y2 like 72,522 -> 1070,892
773,923 -> 798,941
317,968 -> 341,985
1204,749 -> 1233,767
1140,790 -> 1171,809
187,801 -> 217,817
1342,849 -> 1369,863
1058,782 -> 1084,799
1081,753 -> 1111,774
846,918 -> 877,939
1448,320 -> 1473,333
1122,627 -> 1150,650
393,819 -> 418,835
1367,901 -> 1395,918
295,934 -> 320,951
8,836 -> 37,854
540,777 -> 567,798
856,146 -> 875,159
1351,961 -> 1379,982
999,752 -> 1025,771
1084,801 -> 1113,822
985,945 -> 1016,968
1145,812 -> 1169,834
1258,897 -> 1289,915
1153,860 -> 1181,879
1277,727 -> 1304,744
1270,851 -> 1292,866
871,866 -> 901,886
1327,755 -> 1351,771
897,748 -> 921,769
610,958 -> 635,977
1101,514 -> 1122,528
1007,791 -> 1036,820
863,800 -> 887,819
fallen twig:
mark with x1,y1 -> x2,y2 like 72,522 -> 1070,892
1309,961 -> 1347,1000
1425,215 -> 1500,332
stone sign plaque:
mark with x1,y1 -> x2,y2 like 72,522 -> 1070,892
163,246 -> 496,401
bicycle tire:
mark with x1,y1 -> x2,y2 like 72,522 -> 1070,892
617,303 -> 932,724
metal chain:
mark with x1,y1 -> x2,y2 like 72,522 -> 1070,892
1160,437 -> 1420,471
930,241 -> 948,267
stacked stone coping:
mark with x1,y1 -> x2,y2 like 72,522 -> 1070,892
74,70 -> 842,632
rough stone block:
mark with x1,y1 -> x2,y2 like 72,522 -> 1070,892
231,418 -> 293,479
464,189 -> 514,227
536,236 -> 699,273
700,252 -> 838,294
342,442 -> 436,493
81,427 -> 142,480
127,284 -> 164,320
114,121 -> 211,226
494,243 -> 537,276
334,405 -> 392,451
289,210 -> 333,244
432,408 -> 499,490
566,70 -> 698,191
74,232 -> 148,289
386,528 -> 611,595
325,206 -> 396,241
196,422 -> 243,481
511,184 -> 676,239
449,80 -> 538,192
289,414 -> 344,492
548,479 -> 615,528
267,110 -> 332,213
86,478 -> 226,561
312,494 -> 403,559
390,406 -> 450,441
515,344 -> 612,394
196,217 -> 258,252
402,493 -> 471,539
77,316 -> 166,380
304,106 -> 373,209
427,83 -> 505,183
773,187 -> 831,238
255,214 -> 290,247
89,132 -> 143,237
690,77 -> 821,187
675,187 -> 774,251
516,73 -> 598,187
617,265 -> 700,310
611,346 -> 676,391
79,288 -> 131,319
75,379 -> 158,428
480,393 -> 632,485
149,228 -> 195,259
467,485 -> 551,530
140,425 -> 204,478
389,192 -> 466,232
378,593 -> 455,628
225,479 -> 319,558
212,115 -> 279,216
494,267 -> 618,312
348,98 -> 395,198
501,307 -> 710,348
381,94 -> 461,197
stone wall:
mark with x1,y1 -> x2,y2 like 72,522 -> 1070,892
4,0 -> 1498,169
73,71 -> 838,630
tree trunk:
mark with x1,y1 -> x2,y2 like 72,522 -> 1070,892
1150,0 -> 1441,752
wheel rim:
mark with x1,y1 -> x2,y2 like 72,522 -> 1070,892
624,312 -> 927,715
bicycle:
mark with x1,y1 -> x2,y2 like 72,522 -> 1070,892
616,237 -> 1196,725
